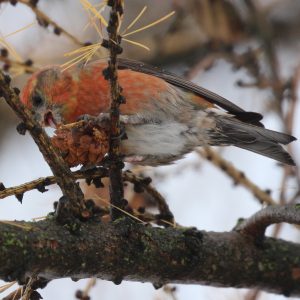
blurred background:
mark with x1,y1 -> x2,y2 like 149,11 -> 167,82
0,0 -> 300,299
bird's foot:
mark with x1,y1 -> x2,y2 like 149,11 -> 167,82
77,113 -> 110,130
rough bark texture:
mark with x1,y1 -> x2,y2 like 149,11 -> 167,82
106,0 -> 126,220
0,218 -> 299,297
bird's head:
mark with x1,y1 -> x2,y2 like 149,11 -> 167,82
21,67 -> 75,128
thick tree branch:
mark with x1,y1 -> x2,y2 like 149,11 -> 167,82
0,218 -> 299,297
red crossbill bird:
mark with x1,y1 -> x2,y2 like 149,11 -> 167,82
21,58 -> 296,166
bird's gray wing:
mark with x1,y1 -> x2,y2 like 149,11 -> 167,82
117,58 -> 263,126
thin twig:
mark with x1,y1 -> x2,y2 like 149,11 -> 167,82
18,0 -> 83,47
0,167 -> 174,226
105,0 -> 126,220
123,171 -> 174,224
198,147 -> 276,205
0,56 -> 37,75
0,167 -> 108,199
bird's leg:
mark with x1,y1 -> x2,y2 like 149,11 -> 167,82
77,113 -> 109,129
77,113 -> 148,127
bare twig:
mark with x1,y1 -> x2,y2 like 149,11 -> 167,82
0,167 -> 108,199
75,278 -> 97,300
236,204 -> 300,239
124,171 -> 174,224
198,147 -> 276,205
0,167 -> 174,226
0,55 -> 37,75
18,0 -> 83,47
105,0 -> 126,220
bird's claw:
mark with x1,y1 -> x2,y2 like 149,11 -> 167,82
77,113 -> 110,130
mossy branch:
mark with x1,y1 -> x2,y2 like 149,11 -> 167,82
0,218 -> 299,297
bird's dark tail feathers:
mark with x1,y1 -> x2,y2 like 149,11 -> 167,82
216,117 -> 297,166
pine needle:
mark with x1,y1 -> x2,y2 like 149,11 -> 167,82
123,38 -> 150,51
0,220 -> 32,230
93,194 -> 147,225
4,22 -> 35,39
61,43 -> 102,71
0,38 -> 22,62
64,43 -> 101,56
0,281 -> 16,294
80,0 -> 108,27
123,10 -> 175,38
31,216 -> 46,221
0,22 -> 36,62
122,6 -> 147,35
83,4 -> 105,38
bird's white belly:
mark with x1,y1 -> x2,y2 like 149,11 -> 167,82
121,122 -> 190,157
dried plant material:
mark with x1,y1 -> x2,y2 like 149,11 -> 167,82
51,122 -> 109,168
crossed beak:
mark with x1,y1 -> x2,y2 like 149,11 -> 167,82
44,111 -> 57,128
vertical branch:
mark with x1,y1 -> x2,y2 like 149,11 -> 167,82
105,0 -> 126,220
0,72 -> 86,218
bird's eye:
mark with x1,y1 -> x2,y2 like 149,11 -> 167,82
31,95 -> 44,107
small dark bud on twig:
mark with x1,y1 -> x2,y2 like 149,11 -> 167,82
13,87 -> 20,95
92,177 -> 104,188
36,183 -> 48,193
9,0 -> 18,6
43,177 -> 51,186
265,189 -> 271,195
53,201 -> 58,210
3,63 -> 10,71
29,0 -> 39,7
53,27 -> 61,35
133,183 -> 144,193
118,95 -> 126,104
142,177 -> 152,185
16,193 -> 24,203
16,122 -> 27,135
85,178 -> 93,185
107,0 -> 114,7
101,39 -> 109,49
29,290 -> 43,300
0,48 -> 8,57
153,283 -> 163,289
75,290 -> 83,299
37,16 -> 49,27
25,59 -> 33,66
102,67 -> 111,80
4,74 -> 11,84
0,182 -> 5,191
112,276 -> 123,285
